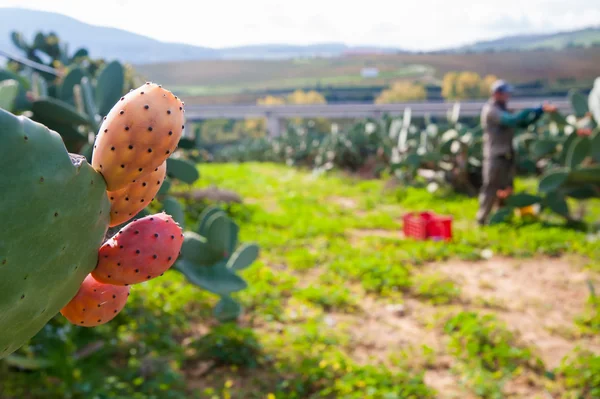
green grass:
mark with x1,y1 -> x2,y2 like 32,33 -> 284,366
2,162 -> 600,398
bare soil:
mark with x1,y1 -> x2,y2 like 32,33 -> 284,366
324,256 -> 600,398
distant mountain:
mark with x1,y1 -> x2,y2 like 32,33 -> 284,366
218,44 -> 404,59
0,7 -> 402,64
0,7 -> 219,63
451,26 -> 600,53
1,7 -> 598,64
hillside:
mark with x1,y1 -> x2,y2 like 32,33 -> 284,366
135,48 -> 600,103
457,26 -> 600,52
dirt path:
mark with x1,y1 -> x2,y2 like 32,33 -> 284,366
429,256 -> 600,369
320,255 -> 600,398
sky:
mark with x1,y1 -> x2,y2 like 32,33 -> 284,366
0,0 -> 599,51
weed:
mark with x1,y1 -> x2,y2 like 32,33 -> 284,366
412,273 -> 461,305
444,311 -> 543,398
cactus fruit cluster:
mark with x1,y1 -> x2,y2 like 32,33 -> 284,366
0,82 -> 185,360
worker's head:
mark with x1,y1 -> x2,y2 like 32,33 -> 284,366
490,79 -> 513,104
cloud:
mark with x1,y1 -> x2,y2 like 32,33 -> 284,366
484,15 -> 534,33
0,0 -> 598,50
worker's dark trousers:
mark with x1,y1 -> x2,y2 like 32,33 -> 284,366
476,155 -> 515,224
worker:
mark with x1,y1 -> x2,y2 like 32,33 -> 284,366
476,79 -> 557,225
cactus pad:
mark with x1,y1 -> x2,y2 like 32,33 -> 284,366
0,108 -> 110,359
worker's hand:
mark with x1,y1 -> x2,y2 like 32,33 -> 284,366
542,103 -> 557,113
496,187 -> 513,199
577,127 -> 592,137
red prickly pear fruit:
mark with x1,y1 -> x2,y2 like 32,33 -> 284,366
60,274 -> 130,327
92,212 -> 184,286
107,161 -> 167,227
91,82 -> 185,191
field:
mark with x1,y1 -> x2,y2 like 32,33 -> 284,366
3,163 -> 600,399
135,48 -> 600,103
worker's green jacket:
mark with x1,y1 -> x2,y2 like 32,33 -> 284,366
480,99 -> 544,159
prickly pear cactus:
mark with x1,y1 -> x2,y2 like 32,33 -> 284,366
0,82 -> 186,360
0,107 -> 111,359
174,206 -> 260,322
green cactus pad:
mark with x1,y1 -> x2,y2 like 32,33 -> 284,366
80,77 -> 101,130
0,109 -> 110,359
214,295 -> 242,322
176,231 -> 247,295
0,79 -> 18,111
567,165 -> 600,185
568,89 -> 589,118
589,78 -> 600,124
488,207 -> 513,225
176,260 -> 248,296
178,137 -> 196,150
227,243 -> 260,271
59,67 -> 87,105
559,133 -> 578,165
166,158 -> 200,185
32,97 -> 91,127
565,185 -> 599,200
538,169 -> 569,193
545,192 -> 570,218
505,193 -> 543,208
206,214 -> 233,254
95,61 -> 125,116
31,72 -> 48,98
197,206 -> 225,237
591,131 -> 600,163
157,177 -> 172,196
531,139 -> 558,159
565,136 -> 590,169
162,196 -> 185,227
10,31 -> 29,51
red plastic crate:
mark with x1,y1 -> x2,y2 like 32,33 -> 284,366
403,211 -> 452,241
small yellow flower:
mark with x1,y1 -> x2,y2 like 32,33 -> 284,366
225,380 -> 234,388
267,394 -> 276,399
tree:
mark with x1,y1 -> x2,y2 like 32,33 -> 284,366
442,71 -> 499,100
257,95 -> 286,106
375,81 -> 427,104
442,72 -> 459,100
455,71 -> 483,99
286,90 -> 326,105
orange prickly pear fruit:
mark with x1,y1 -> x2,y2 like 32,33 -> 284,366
107,161 -> 167,227
60,274 -> 130,327
91,82 -> 185,191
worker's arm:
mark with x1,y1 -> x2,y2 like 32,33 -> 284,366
488,104 -> 555,129
498,107 -> 544,127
